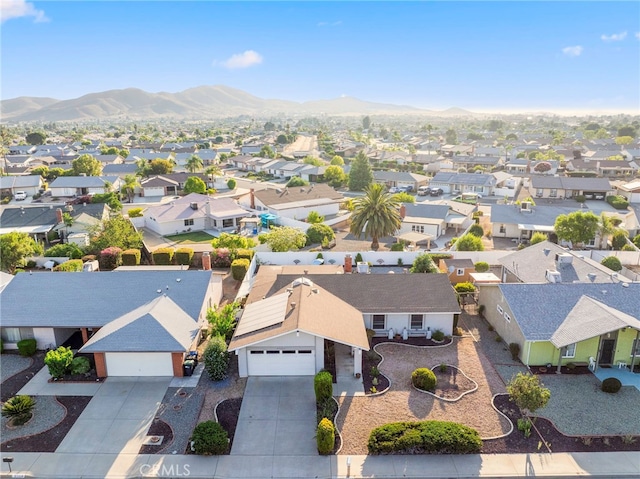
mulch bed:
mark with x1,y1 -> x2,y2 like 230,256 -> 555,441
139,419 -> 174,454
482,394 -> 640,454
372,337 -> 453,348
48,371 -> 102,383
432,365 -> 476,400
0,396 -> 91,452
182,397 -> 243,455
1,352 -> 45,402
362,350 -> 390,394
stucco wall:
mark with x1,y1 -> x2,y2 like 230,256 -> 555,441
477,284 -> 526,357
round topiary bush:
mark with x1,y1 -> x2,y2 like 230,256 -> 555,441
17,338 -> 37,357
412,368 -> 437,391
601,377 -> 622,394
191,420 -> 229,455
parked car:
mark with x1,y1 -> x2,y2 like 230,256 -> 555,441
429,188 -> 444,196
417,186 -> 430,196
14,191 -> 27,201
399,185 -> 414,192
388,186 -> 400,193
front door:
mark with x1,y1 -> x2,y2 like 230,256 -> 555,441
599,339 -> 616,366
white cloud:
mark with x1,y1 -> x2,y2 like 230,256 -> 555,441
318,20 -> 342,27
562,45 -> 583,57
636,32 -> 640,40
601,31 -> 627,42
0,0 -> 49,23
219,50 -> 263,70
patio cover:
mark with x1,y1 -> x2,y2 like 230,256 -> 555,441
396,231 -> 434,245
518,224 -> 555,232
550,296 -> 640,348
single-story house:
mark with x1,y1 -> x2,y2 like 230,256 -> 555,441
49,176 -> 121,197
397,202 -> 475,240
0,175 -> 43,197
140,176 -> 180,197
505,158 -> 529,174
491,203 -> 582,242
228,267 -> 460,377
566,159 -> 638,177
477,282 -> 640,371
102,163 -> 139,178
142,193 -> 250,236
373,171 -> 429,191
429,172 -> 497,196
0,270 -> 221,377
241,184 -> 344,220
530,176 -> 612,200
450,156 -> 501,171
617,180 -> 640,204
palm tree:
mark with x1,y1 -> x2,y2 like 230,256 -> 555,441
596,212 -> 617,250
121,174 -> 140,203
186,154 -> 203,173
349,183 -> 401,250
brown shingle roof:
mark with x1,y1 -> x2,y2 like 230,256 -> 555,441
254,183 -> 343,207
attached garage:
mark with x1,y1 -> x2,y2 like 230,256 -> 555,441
105,352 -> 174,377
142,186 -> 166,197
247,348 -> 315,376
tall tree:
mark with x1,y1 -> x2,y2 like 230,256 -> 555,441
445,128 -> 457,144
348,151 -> 373,191
323,165 -> 347,187
186,154 -> 204,173
554,211 -> 599,248
349,183 -> 401,250
596,212 -> 616,250
362,116 -> 371,130
86,216 -> 143,255
183,176 -> 206,194
330,155 -> 345,166
0,232 -> 43,274
72,154 -> 103,176
148,158 -> 174,175
25,131 -> 46,145
121,174 -> 140,203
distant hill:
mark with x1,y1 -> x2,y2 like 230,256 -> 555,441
0,85 -> 477,122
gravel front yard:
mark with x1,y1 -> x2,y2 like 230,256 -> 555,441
1,396 -> 65,443
0,353 -> 33,381
335,338 -> 511,455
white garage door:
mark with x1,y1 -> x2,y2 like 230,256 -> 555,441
247,348 -> 315,376
143,187 -> 165,197
105,352 -> 174,377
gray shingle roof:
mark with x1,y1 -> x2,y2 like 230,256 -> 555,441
0,271 -> 213,328
49,176 -> 119,188
0,175 -> 42,189
498,282 -> 640,341
491,204 -> 582,228
0,203 -> 108,229
254,184 -> 343,207
530,176 -> 611,191
403,203 -> 450,220
431,172 -> 496,187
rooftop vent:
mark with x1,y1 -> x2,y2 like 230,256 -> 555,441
190,202 -> 198,210
520,201 -> 532,213
545,270 -> 562,283
555,253 -> 573,265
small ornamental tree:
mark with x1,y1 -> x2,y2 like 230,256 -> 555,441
530,232 -> 548,245
226,178 -> 237,190
175,247 -> 194,266
601,256 -> 622,272
611,230 -> 628,250
183,176 -> 207,194
44,346 -> 74,379
455,234 -> 484,251
507,372 -> 551,417
211,248 -> 232,268
127,207 -> 143,218
211,233 -> 256,249
207,302 -> 239,340
203,336 -> 229,381
306,223 -> 335,245
306,211 -> 325,224
45,243 -> 84,259
468,224 -> 484,237
533,162 -> 551,173
99,247 -> 123,270
454,282 -> 476,293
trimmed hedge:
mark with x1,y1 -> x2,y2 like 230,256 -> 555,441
175,247 -> 194,266
607,195 -> 629,210
317,418 -> 335,455
153,247 -> 174,265
17,338 -> 37,357
231,258 -> 250,281
368,420 -> 482,454
234,248 -> 255,261
53,259 -> 84,272
121,249 -> 141,266
411,368 -> 437,391
314,371 -> 333,403
191,421 -> 229,455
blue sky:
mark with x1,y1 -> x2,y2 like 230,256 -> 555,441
2,1 -> 639,113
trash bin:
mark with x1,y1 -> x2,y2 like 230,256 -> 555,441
183,359 -> 195,376
186,351 -> 198,366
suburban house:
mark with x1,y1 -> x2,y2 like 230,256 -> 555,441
438,258 -> 476,284
397,202 -> 476,241
617,180 -> 640,203
48,176 -> 121,197
229,266 -> 460,377
240,184 -> 344,221
0,175 -> 44,197
530,176 -> 612,200
139,173 -> 224,197
491,203 -> 579,243
477,282 -> 640,371
0,270 -> 222,377
429,172 -> 497,196
565,158 -> 638,177
450,155 -> 501,172
102,163 -> 139,178
373,171 -> 429,191
505,158 -> 529,174
141,193 -> 250,236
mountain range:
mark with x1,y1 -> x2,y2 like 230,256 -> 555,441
0,85 -> 476,122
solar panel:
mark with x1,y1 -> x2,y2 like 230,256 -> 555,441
234,292 -> 289,337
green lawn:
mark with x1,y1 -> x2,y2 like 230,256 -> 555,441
165,231 -> 215,244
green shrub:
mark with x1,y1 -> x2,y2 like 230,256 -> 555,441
495,335 -> 503,342
468,224 -> 484,237
509,343 -> 521,361
152,247 -> 174,265
99,247 -> 123,270
81,254 -> 97,262
203,336 -> 229,381
574,195 -> 586,203
226,178 -> 237,190
316,397 -> 337,424
121,249 -> 141,266
317,418 -> 335,455
17,338 -> 37,357
431,329 -> 445,342
601,377 -> 622,393
366,328 -> 376,346
314,371 -> 333,403
175,247 -> 194,266
454,282 -> 476,293
191,421 -> 229,455
128,207 -> 143,218
0,338 -> 3,354
1,395 -> 35,424
478,305 -> 485,316
428,253 -> 453,263
206,303 -> 238,341
530,232 -> 548,245
234,248 -> 254,261
45,243 -> 84,259
474,261 -> 489,272
231,258 -> 250,281
368,420 -> 482,454
634,234 -> 640,249
601,256 -> 622,272
612,231 -> 629,250
517,418 -> 532,438
411,368 -> 437,391
390,243 -> 404,251
622,244 -> 636,251
306,223 -> 335,245
44,346 -> 74,378
53,259 -> 84,272
355,253 -> 363,263
606,195 -> 629,210
69,356 -> 90,375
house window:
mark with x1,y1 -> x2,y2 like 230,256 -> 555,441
456,268 -> 465,276
499,225 -> 506,234
562,343 -> 576,358
372,314 -> 386,330
222,218 -> 234,228
410,314 -> 423,330
550,189 -> 557,198
504,312 -> 511,323
631,339 -> 640,357
1,327 -> 33,343
184,219 -> 194,226
497,305 -> 504,315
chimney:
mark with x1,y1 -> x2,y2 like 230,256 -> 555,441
55,208 -> 63,223
202,252 -> 211,271
399,204 -> 406,219
344,254 -> 352,273
249,188 -> 255,209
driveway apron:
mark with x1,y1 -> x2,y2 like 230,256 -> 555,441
231,376 -> 317,456
56,377 -> 170,454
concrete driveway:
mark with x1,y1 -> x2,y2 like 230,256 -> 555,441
231,377 -> 317,456
56,377 -> 170,454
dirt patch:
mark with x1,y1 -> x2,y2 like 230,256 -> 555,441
432,365 -> 476,400
139,419 -> 174,454
217,397 -> 242,446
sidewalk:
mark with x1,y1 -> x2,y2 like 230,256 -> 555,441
1,451 -> 638,478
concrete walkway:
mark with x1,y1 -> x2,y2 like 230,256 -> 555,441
334,343 -> 366,397
231,376 -> 317,456
1,451 -> 638,478
17,366 -> 104,396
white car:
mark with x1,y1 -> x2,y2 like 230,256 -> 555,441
14,191 -> 27,201
388,186 -> 399,193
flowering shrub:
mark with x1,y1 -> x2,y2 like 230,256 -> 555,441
211,248 -> 232,268
99,247 -> 123,270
